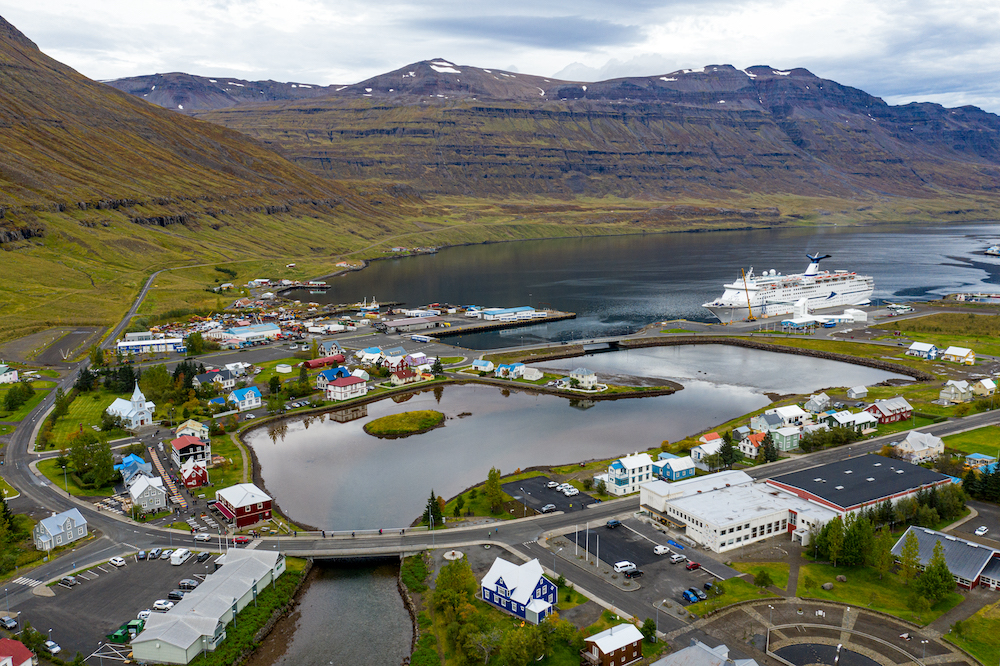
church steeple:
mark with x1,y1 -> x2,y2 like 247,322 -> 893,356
131,382 -> 145,409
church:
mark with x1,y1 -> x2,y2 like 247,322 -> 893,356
106,383 -> 156,429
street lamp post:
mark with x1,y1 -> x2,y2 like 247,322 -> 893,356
552,547 -> 562,574
834,643 -> 842,666
655,599 -> 668,642
98,641 -> 104,666
768,604 -> 774,628
429,514 -> 435,546
520,487 -> 526,517
921,639 -> 928,660
61,465 -> 67,493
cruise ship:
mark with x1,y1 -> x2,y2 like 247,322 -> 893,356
702,254 -> 874,323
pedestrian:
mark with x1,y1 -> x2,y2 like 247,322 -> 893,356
379,528 -> 382,535
351,531 -> 355,538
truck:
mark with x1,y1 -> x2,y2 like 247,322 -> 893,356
170,548 -> 192,565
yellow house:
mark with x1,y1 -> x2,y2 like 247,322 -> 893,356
941,346 -> 975,365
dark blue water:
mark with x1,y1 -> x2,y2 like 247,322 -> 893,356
294,223 -> 1000,348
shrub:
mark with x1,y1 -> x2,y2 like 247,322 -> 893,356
754,570 -> 774,588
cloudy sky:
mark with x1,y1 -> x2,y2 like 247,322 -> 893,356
2,0 -> 999,112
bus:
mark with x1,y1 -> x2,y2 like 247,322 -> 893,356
410,335 -> 432,343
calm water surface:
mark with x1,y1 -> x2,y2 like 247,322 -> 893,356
293,222 -> 1000,348
247,346 -> 905,530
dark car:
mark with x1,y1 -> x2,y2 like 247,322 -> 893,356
704,580 -> 716,591
167,590 -> 186,601
606,519 -> 622,529
623,569 -> 644,579
854,401 -> 865,408
148,548 -> 162,560
689,587 -> 707,601
136,550 -> 147,561
178,579 -> 200,590
685,561 -> 701,571
196,552 -> 212,563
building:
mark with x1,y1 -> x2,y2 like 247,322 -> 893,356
749,412 -> 783,433
940,380 -> 973,403
655,455 -> 696,481
641,471 -> 754,521
357,346 -> 382,364
865,397 -> 913,424
301,355 -> 346,370
846,386 -> 869,400
581,624 -> 644,666
771,426 -> 804,451
765,454 -> 952,515
116,332 -> 185,354
966,453 -> 997,469
325,376 -> 369,401
383,315 -> 443,333
192,369 -> 236,392
495,363 -> 525,379
895,431 -> 944,463
224,323 -> 282,344
804,393 -> 830,412
821,410 -> 877,434
171,435 -> 212,467
690,439 -> 723,471
227,386 -> 262,412
891,526 -> 1000,589
390,369 -> 419,386
129,475 -> 167,512
118,456 -> 154,488
0,365 -> 18,384
973,378 -> 997,397
106,383 -> 155,429
651,638 -> 759,666
570,368 -> 597,389
180,459 -> 209,488
382,355 -> 409,372
351,368 -> 370,382
765,405 -> 808,427
906,342 -> 939,360
942,346 -> 976,365
175,420 -> 209,440
471,359 -> 494,373
33,508 -> 87,551
0,638 -> 34,666
132,550 -> 286,664
480,557 -> 557,625
607,453 -> 654,496
699,432 -> 721,446
215,483 -> 272,528
522,367 -> 544,381
315,367 -> 351,389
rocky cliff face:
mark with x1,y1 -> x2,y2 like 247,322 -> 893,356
184,61 -> 1000,199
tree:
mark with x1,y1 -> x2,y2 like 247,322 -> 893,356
753,570 -> 774,588
702,452 -> 723,472
268,375 -> 282,396
186,332 -> 205,355
757,432 -> 779,464
266,394 -> 284,415
826,516 -> 845,566
139,364 -> 173,404
74,367 -> 96,392
899,529 -> 921,584
455,495 -> 466,516
485,467 -> 503,513
640,617 -> 657,642
423,490 -> 444,527
298,364 -> 309,386
595,479 -> 607,495
469,627 -> 504,664
89,346 -> 106,368
915,540 -> 954,603
310,338 -> 320,359
871,526 -> 895,579
719,432 -> 739,467
67,430 -> 114,489
432,357 -> 444,376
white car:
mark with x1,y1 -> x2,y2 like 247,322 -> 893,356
43,640 -> 61,655
109,557 -> 127,567
653,545 -> 671,556
153,600 -> 174,612
194,533 -> 212,542
546,481 -> 559,489
976,525 -> 989,536
137,610 -> 151,621
563,487 -> 579,496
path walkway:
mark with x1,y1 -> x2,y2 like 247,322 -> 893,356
229,432 -> 249,483
147,446 -> 186,510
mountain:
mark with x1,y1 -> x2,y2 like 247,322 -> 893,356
182,60 -> 1000,199
104,72 -> 341,112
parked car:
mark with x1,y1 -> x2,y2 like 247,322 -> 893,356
669,554 -> 686,564
160,549 -> 174,560
194,533 -> 212,542
0,616 -> 17,630
136,550 -> 147,561
563,487 -> 579,497
137,610 -> 151,621
59,576 -> 77,587
109,557 -> 127,568
196,552 -> 212,563
689,587 -> 707,601
234,535 -> 251,545
854,401 -> 865,408
43,640 -> 61,655
153,600 -> 174,612
976,525 -> 989,536
244,413 -> 256,420
540,504 -> 557,513
606,519 -> 622,529
704,580 -> 718,591
546,481 -> 559,489
681,590 -> 698,604
613,561 -> 637,573
833,402 -> 844,409
653,545 -> 671,556
167,590 -> 186,601
685,561 -> 701,571
624,569 -> 644,579
178,579 -> 200,590
149,548 -> 162,560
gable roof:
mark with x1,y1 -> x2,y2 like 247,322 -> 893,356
217,483 -> 270,508
230,386 -> 262,401
891,526 -> 997,582
329,376 -> 365,387
481,557 -> 548,605
944,379 -> 971,391
944,346 -> 973,356
129,475 -> 165,501
171,435 -> 203,451
867,397 -> 912,415
908,341 -> 936,352
587,624 -> 643,653
0,638 -> 33,665
38,508 -> 86,535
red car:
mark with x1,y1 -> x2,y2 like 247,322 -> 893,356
233,536 -> 251,545
685,561 -> 701,571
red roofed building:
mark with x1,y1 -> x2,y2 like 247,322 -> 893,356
180,459 -> 209,489
0,637 -> 33,666
170,435 -> 211,468
215,483 -> 272,529
738,432 -> 767,458
325,376 -> 369,402
303,355 -> 346,370
390,369 -> 418,387
698,432 -> 721,445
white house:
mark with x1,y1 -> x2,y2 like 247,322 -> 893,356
227,386 -> 262,412
480,557 -> 557,625
106,383 -> 156,429
690,439 -> 723,471
170,435 -> 212,467
846,386 -> 869,400
583,624 -> 644,666
521,367 -> 544,381
973,378 -> 996,397
607,452 -> 655,495
570,368 -> 597,389
738,432 -> 766,458
325,376 -> 369,401
129,475 -> 167,512
766,405 -> 808,426
906,342 -> 939,360
192,369 -> 236,392
0,364 -> 18,384
351,368 -> 370,382
804,393 -> 830,412
896,431 -> 945,463
942,346 -> 976,365
940,380 -> 973,404
33,508 -> 87,551
471,359 -> 494,373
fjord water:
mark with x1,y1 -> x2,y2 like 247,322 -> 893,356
300,222 -> 1000,348
246,346 -> 905,531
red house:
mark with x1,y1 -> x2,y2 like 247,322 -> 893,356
180,459 -> 209,489
865,397 -> 913,424
215,483 -> 272,528
0,638 -> 34,666
302,354 -> 346,369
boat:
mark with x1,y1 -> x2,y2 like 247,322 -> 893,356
986,245 -> 1000,256
702,253 -> 874,323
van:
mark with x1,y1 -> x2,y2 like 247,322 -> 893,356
669,553 -> 686,564
170,548 -> 192,565
613,561 -> 637,573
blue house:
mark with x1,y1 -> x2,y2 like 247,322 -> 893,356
207,396 -> 228,409
315,367 -> 352,389
471,359 -> 494,372
657,456 -> 696,481
114,453 -> 146,471
228,386 -> 262,412
481,557 -> 557,625
966,453 -> 997,469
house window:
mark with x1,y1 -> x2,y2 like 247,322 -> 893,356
257,503 -> 263,510
56,535 -> 62,544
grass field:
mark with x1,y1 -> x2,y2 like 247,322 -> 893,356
0,475 -> 19,499
36,457 -> 116,497
945,599 -> 1000,666
731,562 -> 790,590
874,313 -> 1000,358
688,578 -> 779,616
253,356 -> 308,388
209,435 -> 245,488
0,383 -> 52,422
48,389 -> 130,448
943,426 -> 1000,457
797,562 -> 964,624
363,410 -> 444,436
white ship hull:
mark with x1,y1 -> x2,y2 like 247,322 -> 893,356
703,254 -> 874,324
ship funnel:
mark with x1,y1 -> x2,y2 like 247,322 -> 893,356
804,253 -> 831,277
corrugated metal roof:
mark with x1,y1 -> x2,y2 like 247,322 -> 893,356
891,526 -> 997,581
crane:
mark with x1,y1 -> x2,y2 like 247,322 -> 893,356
741,268 -> 756,322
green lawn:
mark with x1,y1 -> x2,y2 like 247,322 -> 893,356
731,562 -> 790,590
36,457 -> 115,497
945,599 -> 1000,666
0,384 -> 51,422
688,578 -> 779,616
439,356 -> 464,365
48,390 -> 129,448
208,435 -> 245,488
943,426 -> 1000,458
0,425 -> 12,436
0,475 -> 19,499
874,313 -> 1000,359
253,357 -> 307,387
797,562 -> 964,625
363,410 -> 444,436
555,583 -> 587,611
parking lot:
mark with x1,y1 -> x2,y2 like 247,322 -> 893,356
16,550 -> 220,658
502,475 -> 596,514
